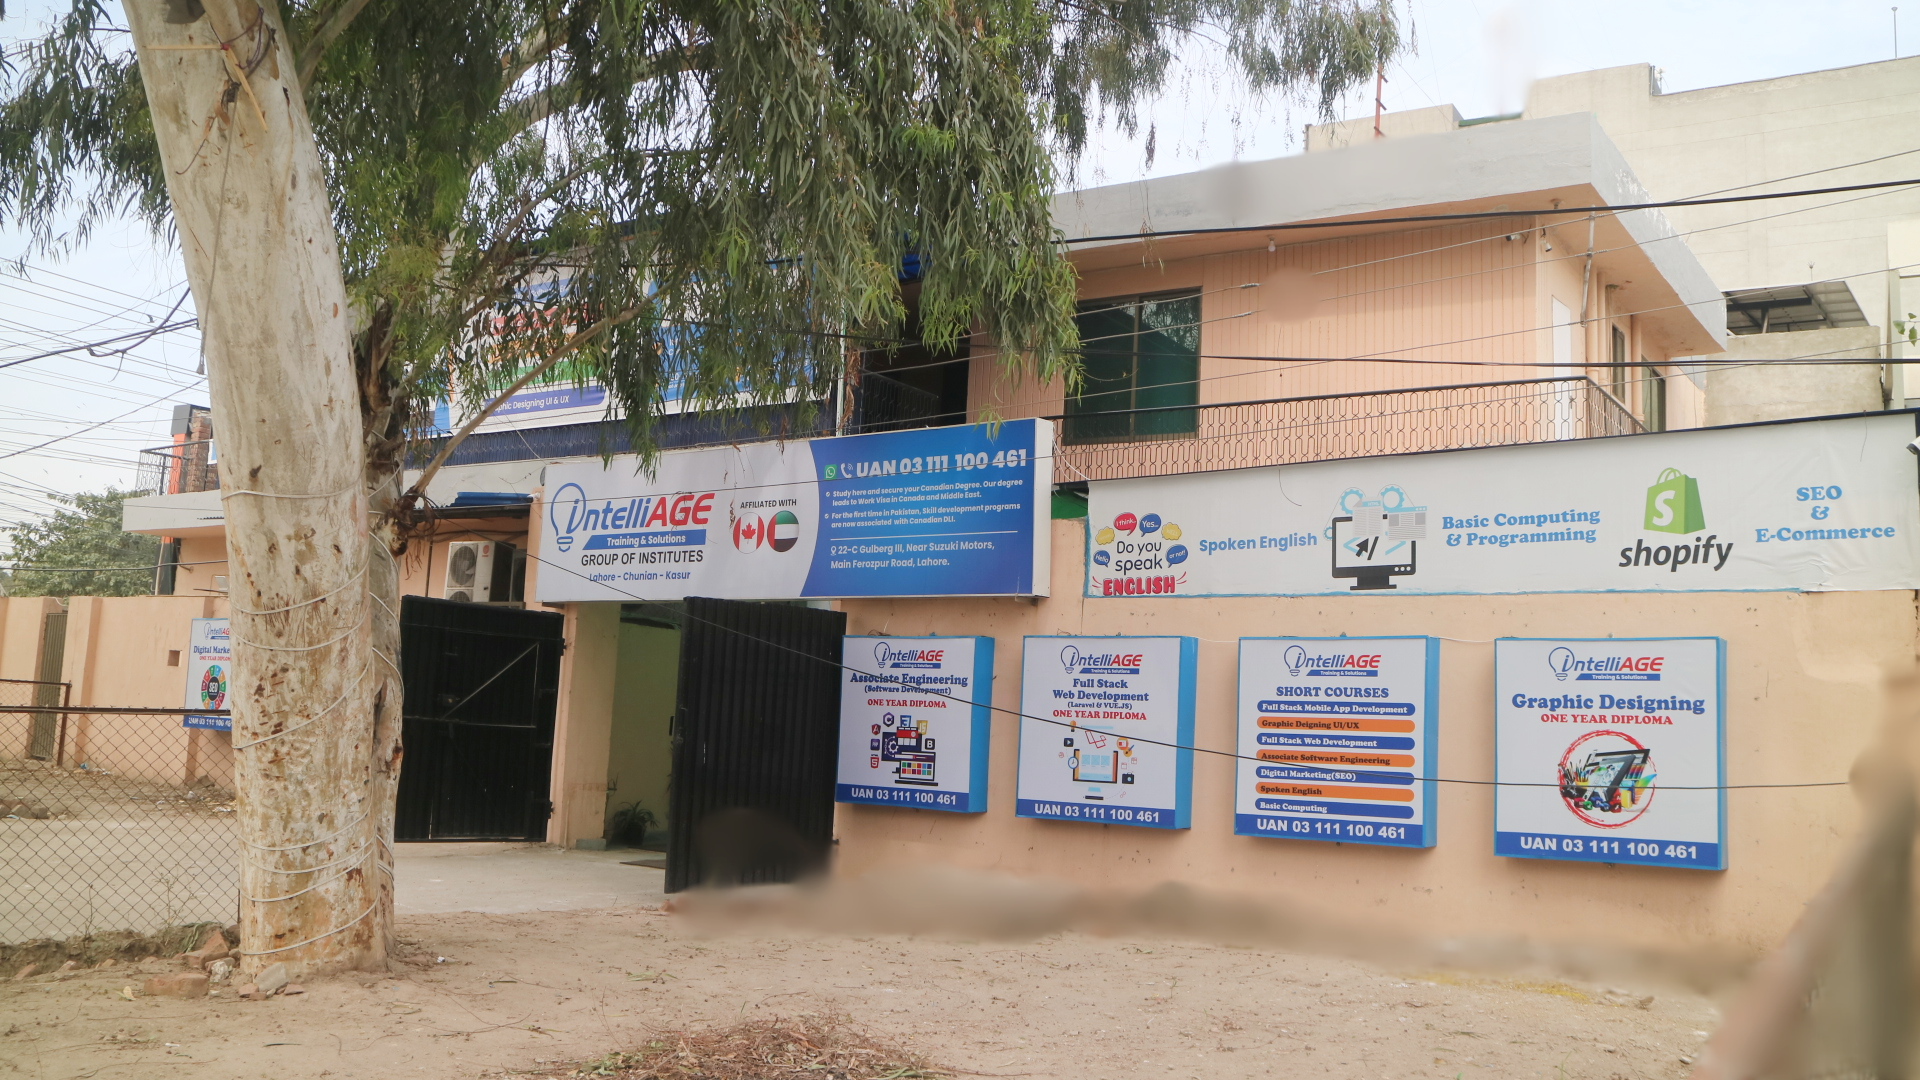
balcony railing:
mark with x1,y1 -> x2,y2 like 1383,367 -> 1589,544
1047,377 -> 1645,482
134,438 -> 219,496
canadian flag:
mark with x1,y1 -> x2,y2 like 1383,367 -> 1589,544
732,514 -> 764,552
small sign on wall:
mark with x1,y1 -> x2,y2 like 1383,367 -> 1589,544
183,617 -> 232,732
836,636 -> 994,812
1016,636 -> 1196,830
1235,636 -> 1439,848
1495,637 -> 1725,870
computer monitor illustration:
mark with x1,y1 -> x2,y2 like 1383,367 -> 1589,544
1331,515 -> 1416,590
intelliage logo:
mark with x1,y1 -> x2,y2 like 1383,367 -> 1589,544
548,482 -> 588,552
874,641 -> 945,669
1547,646 -> 1663,682
1060,644 -> 1144,674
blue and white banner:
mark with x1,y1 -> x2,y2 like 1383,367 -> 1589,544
836,636 -> 994,812
1495,637 -> 1726,870
1016,636 -> 1196,829
535,419 -> 1052,601
1235,637 -> 1438,848
1084,412 -> 1920,597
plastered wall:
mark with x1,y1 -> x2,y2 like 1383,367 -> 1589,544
835,519 -> 1917,952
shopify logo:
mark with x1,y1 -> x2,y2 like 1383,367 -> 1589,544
1644,468 -> 1705,534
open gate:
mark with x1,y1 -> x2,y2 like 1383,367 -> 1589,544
396,596 -> 564,841
666,597 -> 846,892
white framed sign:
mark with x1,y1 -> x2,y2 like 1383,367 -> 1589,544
836,636 -> 994,812
1085,412 -> 1920,597
182,617 -> 231,732
1495,637 -> 1725,870
1016,636 -> 1196,829
1235,637 -> 1438,848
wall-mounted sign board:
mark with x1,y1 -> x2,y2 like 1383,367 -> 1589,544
1016,636 -> 1196,829
1084,412 -> 1920,597
1235,636 -> 1438,848
836,636 -> 994,812
182,617 -> 231,732
1495,637 -> 1725,870
538,419 -> 1052,601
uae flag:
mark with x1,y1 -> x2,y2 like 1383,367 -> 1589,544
770,510 -> 801,552
732,514 -> 764,551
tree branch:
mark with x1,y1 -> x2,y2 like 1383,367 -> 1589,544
294,0 -> 374,90
401,302 -> 648,507
501,17 -> 569,91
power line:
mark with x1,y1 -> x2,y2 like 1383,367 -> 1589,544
0,318 -> 199,372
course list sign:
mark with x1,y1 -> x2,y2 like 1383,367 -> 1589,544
1235,637 -> 1438,847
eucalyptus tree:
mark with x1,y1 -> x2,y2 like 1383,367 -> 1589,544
0,0 -> 1398,975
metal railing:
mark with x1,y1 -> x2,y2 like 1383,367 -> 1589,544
134,438 -> 218,496
1,705 -> 236,944
1046,377 -> 1646,482
850,372 -> 954,434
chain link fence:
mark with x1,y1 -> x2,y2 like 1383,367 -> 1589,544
1,692 -> 237,945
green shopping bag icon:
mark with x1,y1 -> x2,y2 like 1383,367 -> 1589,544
1644,468 -> 1705,534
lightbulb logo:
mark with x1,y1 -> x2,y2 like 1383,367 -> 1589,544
1284,645 -> 1307,676
1061,645 -> 1084,673
1548,647 -> 1576,682
548,482 -> 587,553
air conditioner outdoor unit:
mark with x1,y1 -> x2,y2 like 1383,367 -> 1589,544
443,540 -> 515,603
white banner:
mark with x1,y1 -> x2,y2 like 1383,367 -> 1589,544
1085,413 -> 1920,597
1495,637 -> 1725,870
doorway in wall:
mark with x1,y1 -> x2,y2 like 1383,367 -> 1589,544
394,596 -> 564,841
603,604 -> 683,864
663,597 -> 846,892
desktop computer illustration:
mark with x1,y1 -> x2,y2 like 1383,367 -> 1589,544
1331,486 -> 1426,590
880,713 -> 937,786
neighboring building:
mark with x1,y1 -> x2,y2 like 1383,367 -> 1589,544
1309,56 -> 1920,420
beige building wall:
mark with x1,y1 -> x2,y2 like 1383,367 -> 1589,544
1704,327 -> 1888,426
833,519 -> 1913,953
976,216 -> 1693,453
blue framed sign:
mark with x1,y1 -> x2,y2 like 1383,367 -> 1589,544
1234,636 -> 1439,848
537,419 -> 1052,602
836,635 -> 994,812
1015,636 -> 1196,829
1494,637 -> 1726,870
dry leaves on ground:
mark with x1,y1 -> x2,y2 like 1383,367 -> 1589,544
560,1013 -> 943,1080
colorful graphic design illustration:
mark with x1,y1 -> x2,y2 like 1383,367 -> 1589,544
1090,510 -> 1188,594
880,712 -> 937,785
199,664 -> 227,710
1557,730 -> 1657,826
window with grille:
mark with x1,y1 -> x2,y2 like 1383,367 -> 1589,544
1064,290 -> 1201,444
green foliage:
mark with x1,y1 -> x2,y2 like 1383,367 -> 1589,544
605,799 -> 659,846
3,489 -> 159,597
0,0 -> 1400,465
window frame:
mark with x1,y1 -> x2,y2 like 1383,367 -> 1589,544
1062,289 -> 1203,445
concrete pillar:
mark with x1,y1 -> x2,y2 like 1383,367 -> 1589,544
547,600 -> 620,848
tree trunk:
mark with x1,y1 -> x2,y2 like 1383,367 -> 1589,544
126,0 -> 385,975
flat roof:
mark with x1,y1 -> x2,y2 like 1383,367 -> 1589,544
1052,112 -> 1725,352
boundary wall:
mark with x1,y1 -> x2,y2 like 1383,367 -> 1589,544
834,519 -> 1918,952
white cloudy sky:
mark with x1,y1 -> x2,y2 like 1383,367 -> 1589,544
0,0 -> 1905,539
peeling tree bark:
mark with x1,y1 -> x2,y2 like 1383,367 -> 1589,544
126,0 -> 385,976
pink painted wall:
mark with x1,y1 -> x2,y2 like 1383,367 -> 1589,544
833,519 -> 1913,953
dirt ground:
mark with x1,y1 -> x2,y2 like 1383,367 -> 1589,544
0,907 -> 1719,1080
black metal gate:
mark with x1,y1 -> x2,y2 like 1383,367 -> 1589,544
666,597 -> 846,892
396,596 -> 564,841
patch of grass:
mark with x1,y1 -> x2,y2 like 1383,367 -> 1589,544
556,1013 -> 944,1080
